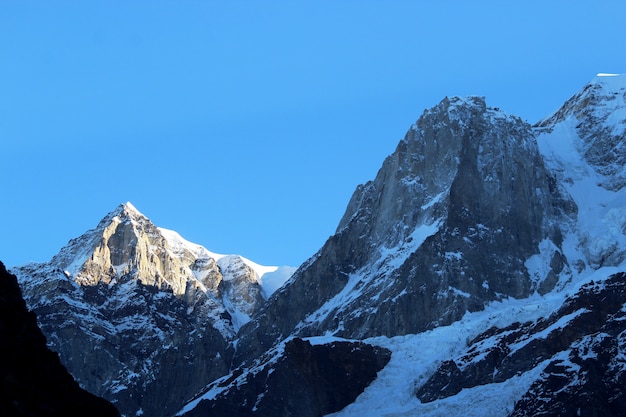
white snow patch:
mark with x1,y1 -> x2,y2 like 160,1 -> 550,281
158,227 -> 225,261
326,264 -> 621,417
158,227 -> 293,297
536,117 -> 626,270
260,266 -> 298,298
305,333 -> 352,346
448,286 -> 471,298
421,191 -> 446,210
525,239 -> 561,289
507,308 -> 589,355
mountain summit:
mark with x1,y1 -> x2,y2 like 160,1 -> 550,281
180,76 -> 626,417
13,203 -> 295,417
233,95 -> 576,364
536,73 -> 626,191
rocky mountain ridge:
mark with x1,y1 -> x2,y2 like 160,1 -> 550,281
12,203 -> 294,417
232,94 -> 575,365
416,273 -> 626,415
12,73 -> 626,417
181,74 -> 626,417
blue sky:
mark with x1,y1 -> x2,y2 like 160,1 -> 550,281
2,1 -> 626,268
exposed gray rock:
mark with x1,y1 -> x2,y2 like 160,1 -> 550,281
235,96 -> 576,365
13,202 -> 283,417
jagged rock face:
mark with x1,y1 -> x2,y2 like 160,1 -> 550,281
235,96 -> 575,364
13,202 -> 280,417
337,96 -> 556,261
0,261 -> 120,417
535,75 -> 626,191
415,272 -> 626,416
217,255 -> 267,330
53,203 -> 262,310
15,261 -> 233,417
181,338 -> 391,417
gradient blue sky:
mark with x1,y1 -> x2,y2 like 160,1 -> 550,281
2,1 -> 626,268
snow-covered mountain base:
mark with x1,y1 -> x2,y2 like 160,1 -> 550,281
333,267 -> 626,416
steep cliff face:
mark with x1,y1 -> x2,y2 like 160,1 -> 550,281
14,203 -> 293,417
235,96 -> 575,364
0,261 -> 120,417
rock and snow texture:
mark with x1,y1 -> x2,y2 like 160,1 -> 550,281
13,73 -> 626,417
536,73 -> 626,191
182,74 -> 626,417
178,338 -> 391,417
0,261 -> 121,417
233,94 -> 574,364
13,202 -> 294,417
535,74 -> 626,270
327,269 -> 626,417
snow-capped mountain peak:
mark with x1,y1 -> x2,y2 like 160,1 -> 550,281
535,73 -> 626,270
156,225 -> 296,299
119,200 -> 144,216
12,202 -> 295,417
535,73 -> 626,191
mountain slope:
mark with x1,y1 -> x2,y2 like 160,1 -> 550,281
536,73 -> 626,191
13,203 -> 294,417
535,74 -> 626,269
233,95 -> 575,365
329,73 -> 626,417
182,74 -> 626,417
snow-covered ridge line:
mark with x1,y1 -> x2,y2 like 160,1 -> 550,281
157,226 -> 295,296
114,202 -> 286,284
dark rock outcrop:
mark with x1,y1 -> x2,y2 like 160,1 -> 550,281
182,338 -> 391,417
0,261 -> 120,417
416,272 -> 626,416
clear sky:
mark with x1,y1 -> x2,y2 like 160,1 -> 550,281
1,1 -> 626,268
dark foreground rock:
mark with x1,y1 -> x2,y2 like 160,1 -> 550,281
183,338 -> 391,417
0,261 -> 120,417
